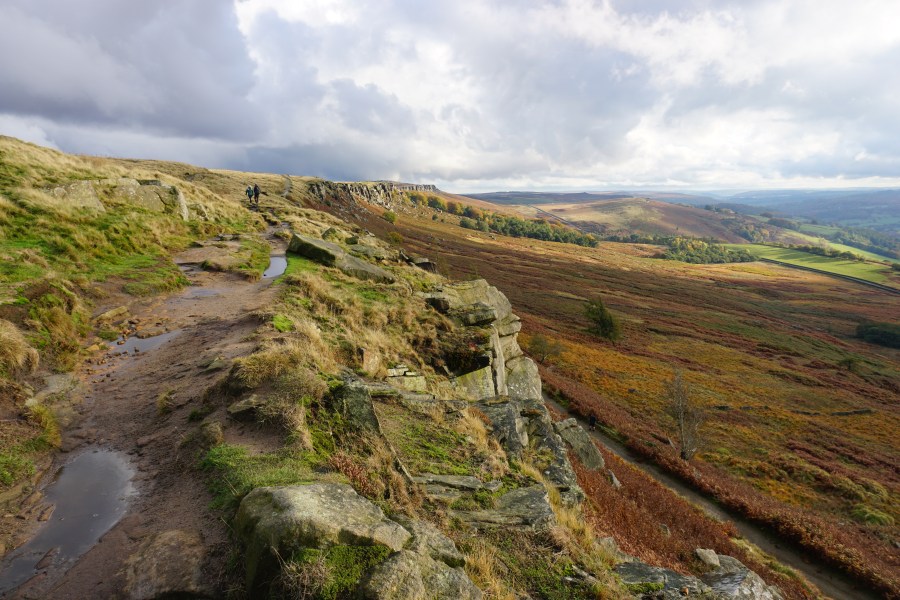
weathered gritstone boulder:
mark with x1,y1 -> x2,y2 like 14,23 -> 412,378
412,474 -> 503,503
359,550 -> 482,600
392,516 -> 466,568
235,484 -> 411,586
288,233 -> 395,283
554,418 -> 605,471
695,548 -> 720,568
227,394 -> 267,420
124,529 -> 210,600
701,556 -> 784,600
505,356 -> 541,401
424,279 -> 513,326
520,399 -> 585,505
475,401 -> 529,459
48,178 -> 189,219
456,366 -> 497,401
452,485 -> 555,531
330,378 -> 382,432
47,180 -> 106,211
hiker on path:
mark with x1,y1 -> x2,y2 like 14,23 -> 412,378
588,414 -> 597,431
245,185 -> 253,204
253,183 -> 261,206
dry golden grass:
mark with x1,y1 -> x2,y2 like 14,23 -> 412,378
0,319 -> 39,379
454,407 -> 508,480
464,539 -> 517,600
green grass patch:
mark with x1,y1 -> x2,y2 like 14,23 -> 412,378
285,544 -> 392,600
272,314 -> 294,332
281,254 -> 321,278
201,443 -> 318,512
726,244 -> 896,285
376,403 -> 475,476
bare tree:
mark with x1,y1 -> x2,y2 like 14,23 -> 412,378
665,370 -> 705,460
526,333 -> 565,364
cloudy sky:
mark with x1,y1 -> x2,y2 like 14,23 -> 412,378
2,0 -> 900,192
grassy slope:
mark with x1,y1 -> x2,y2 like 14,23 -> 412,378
354,204 -> 899,594
726,244 -> 899,285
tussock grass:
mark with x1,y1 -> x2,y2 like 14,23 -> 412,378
0,319 -> 39,378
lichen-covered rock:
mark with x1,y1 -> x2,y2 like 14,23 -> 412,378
455,366 -> 496,401
387,373 -> 427,393
288,233 -> 345,265
288,233 -> 395,282
425,279 -> 513,326
452,485 -> 555,531
554,418 -> 605,471
392,515 -> 466,568
227,394 -> 267,420
615,560 -> 713,599
124,529 -> 209,600
476,401 -> 528,458
521,400 -> 584,505
359,550 -> 482,600
505,356 -> 541,401
695,548 -> 720,568
235,484 -> 410,586
47,180 -> 105,211
331,378 -> 382,432
701,555 -> 783,600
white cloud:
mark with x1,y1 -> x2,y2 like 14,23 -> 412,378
2,0 -> 900,190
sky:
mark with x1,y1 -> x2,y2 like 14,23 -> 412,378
2,0 -> 900,193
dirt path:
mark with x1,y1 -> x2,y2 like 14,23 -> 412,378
543,396 -> 879,600
3,230 -> 287,599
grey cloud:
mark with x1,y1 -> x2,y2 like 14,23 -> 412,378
0,0 -> 261,140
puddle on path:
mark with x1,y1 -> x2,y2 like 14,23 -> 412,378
0,450 -> 134,594
181,287 -> 224,299
108,330 -> 181,355
263,255 -> 287,279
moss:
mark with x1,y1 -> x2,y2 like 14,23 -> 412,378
626,582 -> 665,593
200,444 -> 319,512
272,314 -> 293,332
286,544 -> 392,600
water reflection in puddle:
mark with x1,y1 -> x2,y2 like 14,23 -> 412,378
263,255 -> 287,279
0,450 -> 134,593
109,330 -> 180,354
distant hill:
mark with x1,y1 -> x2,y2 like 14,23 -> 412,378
460,192 -> 811,245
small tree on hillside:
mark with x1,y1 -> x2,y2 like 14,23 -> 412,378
584,297 -> 621,342
525,333 -> 565,364
665,370 -> 705,461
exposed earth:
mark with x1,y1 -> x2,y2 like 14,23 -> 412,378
2,228 -> 288,599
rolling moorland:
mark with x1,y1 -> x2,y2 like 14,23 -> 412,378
0,136 -> 897,598
349,192 -> 900,596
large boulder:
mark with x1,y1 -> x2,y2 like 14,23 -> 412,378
554,418 -> 605,471
288,233 -> 345,265
701,555 -> 783,600
235,484 -> 411,586
330,378 -> 382,432
505,356 -> 541,401
124,530 -> 210,600
47,180 -> 105,211
522,401 -> 584,505
452,485 -> 555,531
425,280 -> 513,326
288,233 -> 394,283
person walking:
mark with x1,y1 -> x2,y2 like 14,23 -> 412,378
245,185 -> 253,205
588,414 -> 597,431
252,183 -> 261,207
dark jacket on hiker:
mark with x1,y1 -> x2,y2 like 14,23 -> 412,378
253,184 -> 261,202
246,186 -> 253,199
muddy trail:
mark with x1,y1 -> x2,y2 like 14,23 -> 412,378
0,229 -> 289,599
544,396 -> 879,600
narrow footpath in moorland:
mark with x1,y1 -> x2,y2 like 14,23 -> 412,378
544,396 -> 880,600
0,224 -> 289,599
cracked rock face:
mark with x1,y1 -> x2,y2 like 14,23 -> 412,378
235,483 -> 411,586
451,485 -> 556,531
124,530 -> 209,600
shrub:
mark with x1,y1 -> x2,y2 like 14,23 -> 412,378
427,195 -> 447,211
386,231 -> 403,245
382,210 -> 397,224
856,321 -> 900,349
584,298 -> 621,342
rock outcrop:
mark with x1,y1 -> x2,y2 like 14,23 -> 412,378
425,279 -> 585,505
555,418 -> 605,471
235,483 -> 411,587
702,555 -> 784,600
235,483 -> 481,597
46,178 -> 189,220
288,233 -> 395,283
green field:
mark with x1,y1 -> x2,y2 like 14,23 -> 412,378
726,244 -> 899,285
